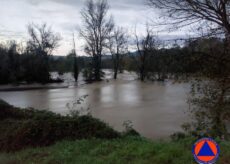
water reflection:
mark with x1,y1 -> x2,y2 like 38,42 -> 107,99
0,77 -> 190,139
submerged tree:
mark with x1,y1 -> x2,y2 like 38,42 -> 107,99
27,23 -> 60,83
109,27 -> 128,79
135,26 -> 158,81
72,33 -> 79,82
80,0 -> 114,81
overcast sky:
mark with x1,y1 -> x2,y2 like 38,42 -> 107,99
0,0 -> 188,56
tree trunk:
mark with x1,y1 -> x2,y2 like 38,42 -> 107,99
114,69 -> 118,79
113,54 -> 119,80
94,55 -> 101,81
74,57 -> 79,82
140,59 -> 145,81
140,66 -> 145,82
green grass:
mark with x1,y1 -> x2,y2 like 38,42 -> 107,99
0,136 -> 230,164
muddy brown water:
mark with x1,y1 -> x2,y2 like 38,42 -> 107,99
0,71 -> 190,139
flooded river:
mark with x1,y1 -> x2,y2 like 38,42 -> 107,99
0,71 -> 190,139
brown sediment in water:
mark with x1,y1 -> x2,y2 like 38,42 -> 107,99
0,71 -> 190,139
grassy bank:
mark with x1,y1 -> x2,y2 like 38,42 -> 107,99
1,137 -> 230,164
1,99 -> 230,164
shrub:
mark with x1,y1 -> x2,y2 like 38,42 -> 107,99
0,100 -> 120,152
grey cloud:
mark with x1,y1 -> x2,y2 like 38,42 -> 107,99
25,0 -> 145,10
0,0 -> 186,55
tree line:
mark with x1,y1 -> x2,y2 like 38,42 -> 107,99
0,36 -> 207,84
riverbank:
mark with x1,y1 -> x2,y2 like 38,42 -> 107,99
1,100 -> 230,163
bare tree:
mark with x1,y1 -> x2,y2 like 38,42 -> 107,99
135,26 -> 158,81
27,23 -> 60,56
80,0 -> 114,81
27,23 -> 61,83
147,0 -> 230,36
109,27 -> 128,79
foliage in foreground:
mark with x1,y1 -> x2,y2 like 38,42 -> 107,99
0,136 -> 230,164
0,100 -> 120,152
